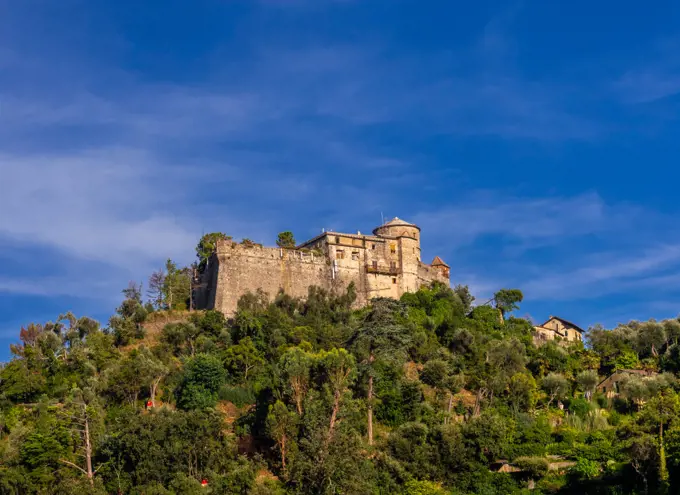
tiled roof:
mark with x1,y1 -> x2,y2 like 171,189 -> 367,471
431,256 -> 449,267
542,316 -> 585,333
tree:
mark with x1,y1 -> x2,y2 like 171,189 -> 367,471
350,298 -> 411,444
58,388 -> 103,488
508,372 -> 538,414
640,392 -> 680,489
404,479 -> 448,495
177,354 -> 226,410
162,259 -> 191,311
223,337 -> 265,382
279,347 -> 314,415
493,289 -> 524,320
267,400 -> 298,473
161,322 -> 202,357
541,373 -> 570,408
453,284 -> 475,313
318,348 -> 356,441
276,231 -> 296,249
576,370 -> 599,401
147,269 -> 166,310
137,348 -> 168,407
196,232 -> 230,272
122,281 -> 143,303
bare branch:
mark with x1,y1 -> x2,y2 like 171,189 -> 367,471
59,459 -> 88,476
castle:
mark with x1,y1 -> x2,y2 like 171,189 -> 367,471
195,217 -> 450,315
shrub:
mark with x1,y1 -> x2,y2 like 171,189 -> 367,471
570,457 -> 600,480
514,456 -> 549,479
218,385 -> 256,408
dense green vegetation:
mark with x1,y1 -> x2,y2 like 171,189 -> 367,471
3,238 -> 680,493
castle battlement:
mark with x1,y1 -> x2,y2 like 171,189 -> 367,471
215,240 -> 327,265
195,217 -> 450,315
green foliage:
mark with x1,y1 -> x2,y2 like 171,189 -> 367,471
163,259 -> 191,311
177,354 -> 226,410
276,231 -> 296,248
570,457 -> 601,480
404,479 -> 448,494
9,273 -> 680,494
196,232 -> 230,272
223,337 -> 265,383
541,373 -> 570,406
494,288 -> 524,318
514,456 -> 550,479
218,385 -> 256,408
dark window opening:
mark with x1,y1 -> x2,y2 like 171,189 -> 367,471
372,260 -> 378,269
392,277 -> 397,284
335,236 -> 340,244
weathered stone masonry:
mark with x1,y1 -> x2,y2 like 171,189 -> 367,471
195,217 -> 450,316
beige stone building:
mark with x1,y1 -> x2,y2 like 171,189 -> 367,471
195,217 -> 450,316
533,316 -> 584,345
596,369 -> 657,398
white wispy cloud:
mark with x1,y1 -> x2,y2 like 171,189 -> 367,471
414,191 -> 638,250
614,37 -> 680,104
0,0 -> 667,313
522,245 -> 680,301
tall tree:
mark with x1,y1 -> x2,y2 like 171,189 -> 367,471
350,298 -> 411,445
147,269 -> 166,309
279,347 -> 314,415
162,259 -> 191,311
195,232 -> 230,272
58,388 -> 103,488
318,348 -> 356,442
493,288 -> 524,321
267,400 -> 299,474
276,231 -> 297,248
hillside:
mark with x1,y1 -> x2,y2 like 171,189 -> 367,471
2,282 -> 680,495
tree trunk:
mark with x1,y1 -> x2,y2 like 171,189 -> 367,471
150,377 -> 161,407
84,417 -> 94,487
367,374 -> 374,445
281,434 -> 287,471
294,388 -> 303,416
329,390 -> 340,440
446,392 -> 454,424
660,421 -> 668,484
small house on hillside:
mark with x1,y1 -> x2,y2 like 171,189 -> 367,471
533,316 -> 584,346
596,369 -> 658,398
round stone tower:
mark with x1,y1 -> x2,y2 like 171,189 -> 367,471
372,217 -> 421,242
373,218 -> 421,292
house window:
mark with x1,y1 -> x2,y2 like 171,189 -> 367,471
372,260 -> 378,269
372,244 -> 376,250
335,236 -> 340,244
392,277 -> 397,284
351,251 -> 359,261
336,250 -> 344,260
390,244 -> 396,254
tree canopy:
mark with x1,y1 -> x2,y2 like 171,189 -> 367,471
4,260 -> 680,494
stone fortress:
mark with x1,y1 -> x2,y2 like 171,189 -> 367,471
195,217 -> 450,316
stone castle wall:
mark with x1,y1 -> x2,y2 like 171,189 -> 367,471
196,220 -> 450,316
206,241 -> 331,315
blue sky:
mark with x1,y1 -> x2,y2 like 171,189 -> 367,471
3,0 -> 680,359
